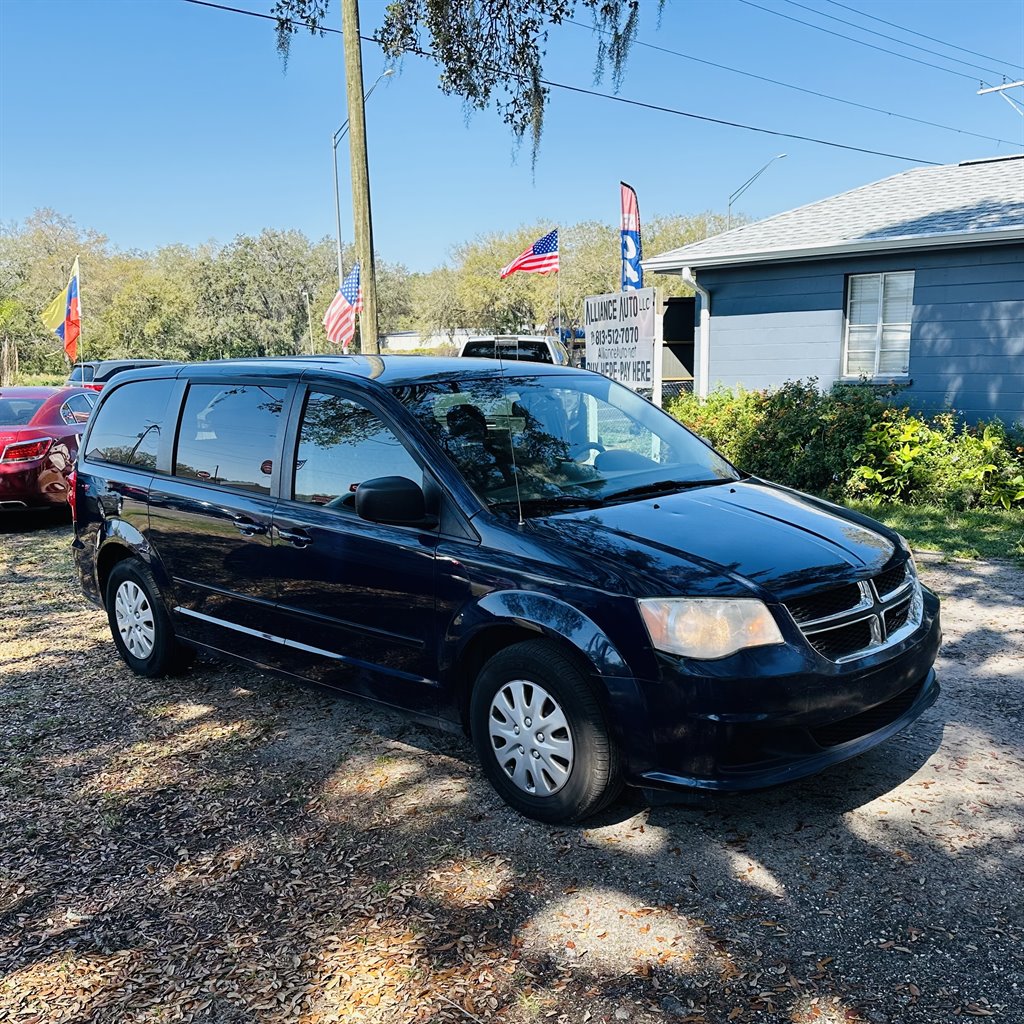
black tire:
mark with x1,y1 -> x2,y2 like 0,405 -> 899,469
470,639 -> 622,823
105,559 -> 193,678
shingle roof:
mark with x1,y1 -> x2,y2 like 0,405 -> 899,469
645,154 -> 1024,272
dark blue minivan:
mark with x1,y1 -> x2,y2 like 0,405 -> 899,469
72,357 -> 941,821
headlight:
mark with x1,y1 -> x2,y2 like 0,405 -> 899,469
638,598 -> 785,660
896,534 -> 919,576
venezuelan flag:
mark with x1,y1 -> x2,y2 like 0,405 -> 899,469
41,257 -> 82,361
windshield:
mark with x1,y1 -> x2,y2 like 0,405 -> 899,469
67,365 -> 95,382
391,372 -> 739,515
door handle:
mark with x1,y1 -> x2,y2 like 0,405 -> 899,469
276,527 -> 312,548
232,515 -> 267,537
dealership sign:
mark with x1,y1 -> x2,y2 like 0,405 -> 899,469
583,287 -> 658,391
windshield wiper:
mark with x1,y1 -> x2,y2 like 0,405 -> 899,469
603,478 -> 733,502
488,495 -> 606,516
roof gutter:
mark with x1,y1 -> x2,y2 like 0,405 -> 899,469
644,225 -> 1024,274
681,267 -> 711,400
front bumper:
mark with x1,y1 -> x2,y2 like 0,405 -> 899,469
626,588 -> 942,793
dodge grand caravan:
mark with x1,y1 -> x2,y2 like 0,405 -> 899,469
72,358 -> 941,822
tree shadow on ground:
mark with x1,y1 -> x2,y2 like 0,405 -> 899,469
0,530 -> 1020,1023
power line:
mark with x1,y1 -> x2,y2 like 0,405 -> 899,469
532,80 -> 941,164
181,0 -> 942,165
777,0 -> 1017,80
566,18 -> 1019,149
821,0 -> 1024,74
735,0 -> 986,83
184,0 -> 342,32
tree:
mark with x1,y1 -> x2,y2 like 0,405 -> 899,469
402,213 -> 742,340
272,0 -> 649,158
103,264 -> 194,362
408,268 -> 467,344
0,209 -> 113,374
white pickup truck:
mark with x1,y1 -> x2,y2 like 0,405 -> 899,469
459,335 -> 573,366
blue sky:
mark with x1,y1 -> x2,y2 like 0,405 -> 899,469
2,0 -> 1022,271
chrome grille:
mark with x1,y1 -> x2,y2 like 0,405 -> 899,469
784,560 -> 921,663
873,563 -> 907,598
784,583 -> 862,624
805,618 -> 875,661
885,594 -> 913,634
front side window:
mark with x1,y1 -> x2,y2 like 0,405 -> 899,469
174,383 -> 285,494
292,390 -> 422,509
84,379 -> 175,469
844,271 -> 914,377
392,373 -> 738,515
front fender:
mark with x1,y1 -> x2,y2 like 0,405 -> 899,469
475,590 -> 631,678
446,589 -> 652,772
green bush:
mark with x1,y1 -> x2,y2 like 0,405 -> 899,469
666,381 -> 1024,510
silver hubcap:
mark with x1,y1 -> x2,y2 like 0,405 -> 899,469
114,580 -> 156,660
488,680 -> 574,796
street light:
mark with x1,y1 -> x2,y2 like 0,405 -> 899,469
727,153 -> 787,230
332,67 -> 394,288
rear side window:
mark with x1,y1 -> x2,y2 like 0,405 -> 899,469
60,393 -> 96,425
462,340 -> 552,362
84,379 -> 175,469
174,384 -> 285,495
68,365 -> 95,383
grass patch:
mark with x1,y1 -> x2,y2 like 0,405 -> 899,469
14,372 -> 66,386
845,500 -> 1024,562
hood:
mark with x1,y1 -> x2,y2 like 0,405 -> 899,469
533,480 -> 896,600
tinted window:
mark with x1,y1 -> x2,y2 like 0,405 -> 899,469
84,379 -> 175,469
292,390 -> 421,508
175,383 -> 285,494
68,365 -> 95,383
60,393 -> 95,425
462,340 -> 553,363
0,398 -> 45,425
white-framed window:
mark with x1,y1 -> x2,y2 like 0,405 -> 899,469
843,271 -> 914,377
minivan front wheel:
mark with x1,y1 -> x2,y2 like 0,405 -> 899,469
470,639 -> 621,823
106,560 -> 192,678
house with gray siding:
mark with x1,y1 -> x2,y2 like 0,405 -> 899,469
645,154 -> 1024,424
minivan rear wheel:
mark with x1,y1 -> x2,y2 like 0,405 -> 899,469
106,560 -> 192,678
470,639 -> 621,823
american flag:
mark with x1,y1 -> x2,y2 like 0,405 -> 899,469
323,263 -> 363,350
499,229 -> 559,279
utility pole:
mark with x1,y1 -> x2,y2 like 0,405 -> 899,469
341,0 -> 379,353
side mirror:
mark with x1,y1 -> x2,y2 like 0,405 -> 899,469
355,476 -> 426,524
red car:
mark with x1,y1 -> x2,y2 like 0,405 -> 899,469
0,386 -> 98,511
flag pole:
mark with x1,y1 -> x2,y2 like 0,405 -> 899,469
77,256 -> 84,378
556,228 -> 562,343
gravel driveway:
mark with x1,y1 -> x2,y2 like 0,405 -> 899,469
1,519 -> 1021,1023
